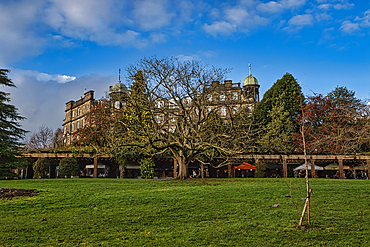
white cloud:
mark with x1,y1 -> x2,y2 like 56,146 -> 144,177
203,21 -> 237,36
225,8 -> 249,25
176,54 -> 200,61
339,20 -> 360,34
318,4 -> 331,10
11,70 -> 76,84
132,0 -> 175,31
288,14 -> 314,26
333,3 -> 354,10
257,0 -> 306,13
203,4 -> 268,36
280,0 -> 306,8
257,1 -> 284,13
355,9 -> 370,27
55,75 -> 77,83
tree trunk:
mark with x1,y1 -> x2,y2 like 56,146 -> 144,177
176,158 -> 188,179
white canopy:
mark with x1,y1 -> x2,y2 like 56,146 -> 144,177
294,163 -> 324,171
85,164 -> 106,169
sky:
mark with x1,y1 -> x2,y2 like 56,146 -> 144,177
1,0 -> 370,136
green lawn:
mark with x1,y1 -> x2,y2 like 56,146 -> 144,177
0,178 -> 369,246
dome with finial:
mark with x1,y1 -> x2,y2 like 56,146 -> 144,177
243,63 -> 259,86
110,68 -> 127,93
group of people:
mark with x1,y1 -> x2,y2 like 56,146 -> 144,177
189,168 -> 210,178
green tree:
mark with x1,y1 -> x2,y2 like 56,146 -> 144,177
327,86 -> 361,107
0,69 -> 28,177
257,93 -> 295,154
33,158 -> 50,178
254,73 -> 302,153
59,157 -> 79,178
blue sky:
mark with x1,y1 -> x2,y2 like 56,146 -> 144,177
1,0 -> 370,135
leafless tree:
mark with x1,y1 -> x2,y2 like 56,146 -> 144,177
26,125 -> 53,150
51,128 -> 63,149
118,56 -> 258,179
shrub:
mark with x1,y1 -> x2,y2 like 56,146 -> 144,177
59,157 -> 79,178
33,158 -> 49,178
139,158 -> 154,179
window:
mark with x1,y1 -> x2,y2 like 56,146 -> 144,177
220,107 -> 227,117
82,118 -> 85,127
115,101 -> 121,109
77,121 -> 80,129
72,111 -> 75,118
169,100 -> 177,109
155,100 -> 164,108
220,94 -> 225,101
207,94 -> 212,102
64,127 -> 66,135
208,107 -> 212,113
156,115 -> 162,123
77,108 -> 80,116
195,108 -> 199,115
233,106 -> 239,114
82,105 -> 85,114
232,92 -> 238,100
72,123 -> 75,131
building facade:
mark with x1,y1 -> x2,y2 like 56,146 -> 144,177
62,65 -> 259,145
62,75 -> 127,145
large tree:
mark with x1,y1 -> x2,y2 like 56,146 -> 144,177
121,56 -> 245,179
0,69 -> 27,177
254,73 -> 302,153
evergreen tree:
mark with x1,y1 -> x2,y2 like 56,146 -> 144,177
257,93 -> 295,154
253,73 -> 302,153
0,69 -> 28,177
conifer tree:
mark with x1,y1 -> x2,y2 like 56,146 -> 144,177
253,73 -> 302,153
0,69 -> 27,177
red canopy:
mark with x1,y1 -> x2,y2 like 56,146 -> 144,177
234,162 -> 256,170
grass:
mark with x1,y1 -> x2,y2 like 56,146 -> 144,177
0,178 -> 369,246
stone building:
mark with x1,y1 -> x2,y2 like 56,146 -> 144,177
203,63 -> 260,118
62,90 -> 97,145
62,71 -> 127,145
62,65 -> 259,144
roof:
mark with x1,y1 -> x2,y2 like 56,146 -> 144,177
110,82 -> 127,93
294,163 -> 324,171
234,162 -> 256,170
243,63 -> 259,86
